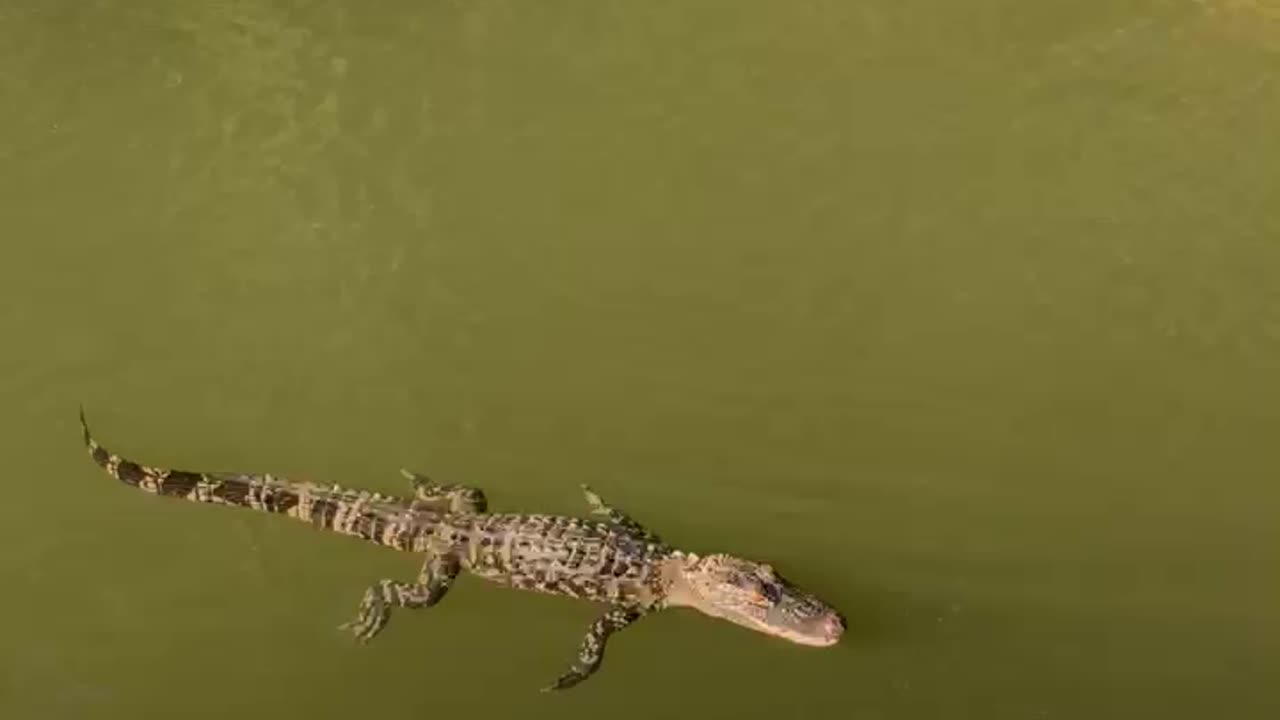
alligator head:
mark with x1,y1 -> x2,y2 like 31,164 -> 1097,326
667,553 -> 845,647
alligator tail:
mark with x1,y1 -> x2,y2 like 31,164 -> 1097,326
78,407 -> 416,548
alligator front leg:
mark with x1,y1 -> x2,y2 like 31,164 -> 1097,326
340,553 -> 460,642
542,607 -> 644,692
580,485 -> 660,543
400,469 -> 487,513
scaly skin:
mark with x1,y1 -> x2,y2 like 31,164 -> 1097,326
79,409 -> 845,690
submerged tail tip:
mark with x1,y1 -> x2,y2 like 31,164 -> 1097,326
78,404 -> 94,446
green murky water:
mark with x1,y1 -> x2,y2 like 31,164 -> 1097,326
2,1 -> 1277,717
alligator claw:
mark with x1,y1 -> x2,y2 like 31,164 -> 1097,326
540,672 -> 586,693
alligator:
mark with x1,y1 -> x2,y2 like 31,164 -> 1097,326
79,410 -> 845,690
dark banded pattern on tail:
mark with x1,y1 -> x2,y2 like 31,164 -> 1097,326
78,408 -> 435,551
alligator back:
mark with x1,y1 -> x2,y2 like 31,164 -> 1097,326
449,512 -> 673,605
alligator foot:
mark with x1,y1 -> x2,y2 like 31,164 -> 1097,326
541,607 -> 644,692
579,485 -> 659,542
400,469 -> 487,513
340,553 -> 459,642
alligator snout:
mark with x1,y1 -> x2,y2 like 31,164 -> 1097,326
820,612 -> 846,644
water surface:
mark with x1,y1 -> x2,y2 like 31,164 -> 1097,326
1,1 -> 1277,718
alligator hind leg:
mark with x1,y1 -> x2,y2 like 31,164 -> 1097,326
340,553 -> 460,642
542,607 -> 644,692
580,485 -> 659,542
399,469 -> 487,513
